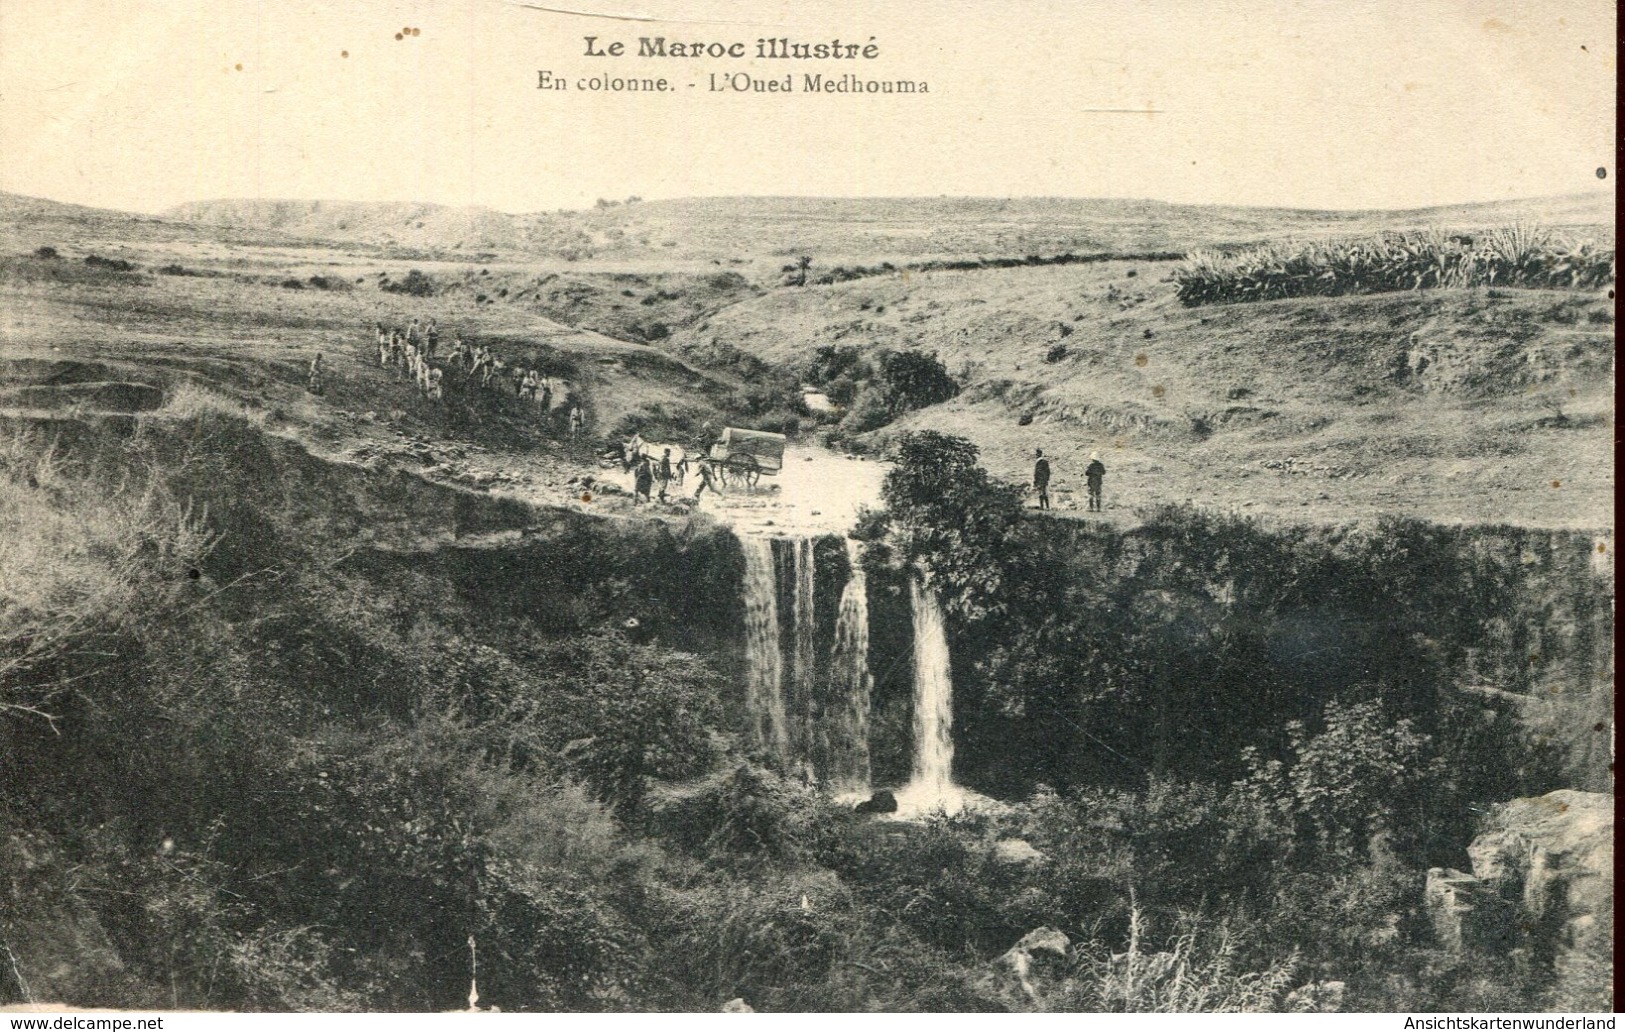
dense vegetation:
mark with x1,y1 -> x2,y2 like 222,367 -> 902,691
852,431 -> 1609,1010
1176,225 -> 1614,306
0,416 -> 1608,1012
801,346 -> 961,435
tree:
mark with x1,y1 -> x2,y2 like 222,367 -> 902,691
795,256 -> 812,286
878,350 -> 959,415
1235,698 -> 1433,862
880,431 -> 1026,624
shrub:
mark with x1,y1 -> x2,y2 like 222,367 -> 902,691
837,384 -> 892,434
475,859 -> 641,1010
0,432 -> 215,729
33,246 -> 59,259
158,381 -> 260,423
878,349 -> 959,415
382,269 -> 436,297
1234,699 -> 1433,862
1176,225 -> 1615,306
83,254 -> 135,272
1058,907 -> 1301,1012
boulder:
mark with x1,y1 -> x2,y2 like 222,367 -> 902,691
1424,867 -> 1517,954
993,926 -> 1071,1002
853,789 -> 898,815
992,838 -> 1046,866
721,998 -> 753,1013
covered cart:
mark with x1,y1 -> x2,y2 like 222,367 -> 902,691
707,427 -> 786,487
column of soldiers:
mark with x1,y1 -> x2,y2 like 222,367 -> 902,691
373,317 -> 585,438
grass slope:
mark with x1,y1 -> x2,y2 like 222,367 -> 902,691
2,190 -> 1613,530
674,261 -> 1614,530
155,191 -> 1616,263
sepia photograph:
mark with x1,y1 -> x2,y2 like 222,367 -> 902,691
0,0 -> 1613,1017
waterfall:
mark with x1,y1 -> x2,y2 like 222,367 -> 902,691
825,539 -> 873,794
898,578 -> 964,815
789,537 -> 817,775
738,533 -> 883,797
741,537 -> 788,764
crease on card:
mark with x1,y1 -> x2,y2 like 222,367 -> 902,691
505,1 -> 772,27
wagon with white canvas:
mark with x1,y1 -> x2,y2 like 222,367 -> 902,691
707,427 -> 786,488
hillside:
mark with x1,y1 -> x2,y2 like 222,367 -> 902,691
4,187 -> 1612,531
159,192 -> 1616,265
0,190 -> 1613,1012
0,192 -> 310,253
671,260 -> 1615,530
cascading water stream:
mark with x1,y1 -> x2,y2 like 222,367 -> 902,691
896,577 -> 965,815
825,539 -> 873,794
741,536 -> 788,764
789,537 -> 817,777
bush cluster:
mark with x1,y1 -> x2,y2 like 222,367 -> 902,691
801,346 -> 960,434
381,269 -> 436,297
83,254 -> 136,272
1176,225 -> 1615,306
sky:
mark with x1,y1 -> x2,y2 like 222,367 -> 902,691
0,0 -> 1615,214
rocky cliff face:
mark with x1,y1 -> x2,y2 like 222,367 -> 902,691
1427,790 -> 1613,1010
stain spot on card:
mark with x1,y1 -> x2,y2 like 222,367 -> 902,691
1134,353 -> 1148,367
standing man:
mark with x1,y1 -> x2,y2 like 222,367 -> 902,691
633,455 -> 654,505
424,318 -> 439,361
657,448 -> 674,502
569,404 -> 584,440
1032,448 -> 1051,510
1085,451 -> 1106,512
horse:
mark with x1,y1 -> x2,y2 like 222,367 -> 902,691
622,435 -> 689,484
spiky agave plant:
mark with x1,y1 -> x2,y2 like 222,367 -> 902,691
1173,222 -> 1612,306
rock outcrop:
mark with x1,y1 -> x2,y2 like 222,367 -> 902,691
1425,789 -> 1612,1007
991,926 -> 1071,1003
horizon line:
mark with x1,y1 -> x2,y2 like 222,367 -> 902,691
1,186 -> 1613,222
